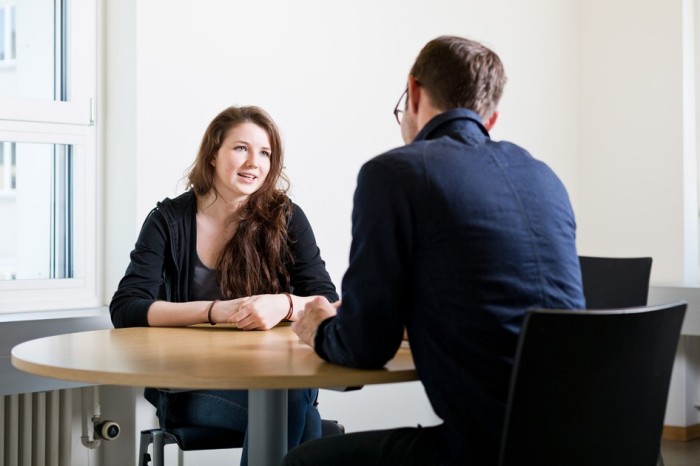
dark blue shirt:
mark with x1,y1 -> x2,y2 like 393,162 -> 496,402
314,109 -> 584,465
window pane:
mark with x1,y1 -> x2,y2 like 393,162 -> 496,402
0,141 -> 73,281
0,0 -> 62,101
0,7 -> 5,61
10,4 -> 15,60
0,141 -> 14,191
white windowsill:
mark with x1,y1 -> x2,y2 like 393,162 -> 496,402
0,306 -> 109,323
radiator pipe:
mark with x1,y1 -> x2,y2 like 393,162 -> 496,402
81,386 -> 121,448
80,386 -> 101,449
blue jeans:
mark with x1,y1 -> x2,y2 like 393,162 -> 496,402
145,388 -> 321,466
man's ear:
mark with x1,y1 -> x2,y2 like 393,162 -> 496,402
407,75 -> 421,114
484,111 -> 499,131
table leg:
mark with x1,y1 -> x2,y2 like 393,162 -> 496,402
248,389 -> 288,466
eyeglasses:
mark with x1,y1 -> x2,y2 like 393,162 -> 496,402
393,87 -> 408,125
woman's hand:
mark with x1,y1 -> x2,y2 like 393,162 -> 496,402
224,294 -> 290,330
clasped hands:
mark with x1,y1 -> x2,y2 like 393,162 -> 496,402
209,294 -> 338,343
210,294 -> 289,330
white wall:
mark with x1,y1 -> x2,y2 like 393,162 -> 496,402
576,0 -> 694,285
575,0 -> 700,429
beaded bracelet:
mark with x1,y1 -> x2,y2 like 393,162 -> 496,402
282,292 -> 293,321
207,300 -> 219,325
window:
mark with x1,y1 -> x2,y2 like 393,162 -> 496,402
0,141 -> 16,280
0,141 -> 16,193
0,0 -> 98,312
0,2 -> 16,65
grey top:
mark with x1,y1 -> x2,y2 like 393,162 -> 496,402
191,253 -> 224,301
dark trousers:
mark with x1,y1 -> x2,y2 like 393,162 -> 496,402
282,424 -> 445,466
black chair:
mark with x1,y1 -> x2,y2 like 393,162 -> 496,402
498,302 -> 686,466
139,419 -> 345,466
578,255 -> 652,309
578,256 -> 670,466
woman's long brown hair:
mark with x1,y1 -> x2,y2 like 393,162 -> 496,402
187,106 -> 293,298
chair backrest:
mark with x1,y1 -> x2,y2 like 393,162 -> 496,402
578,256 -> 652,309
498,302 -> 686,466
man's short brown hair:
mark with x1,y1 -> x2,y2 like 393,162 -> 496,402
410,35 -> 506,120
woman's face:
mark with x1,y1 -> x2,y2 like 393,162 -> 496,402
211,122 -> 272,202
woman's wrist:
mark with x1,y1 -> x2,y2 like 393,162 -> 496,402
207,300 -> 219,325
282,292 -> 294,321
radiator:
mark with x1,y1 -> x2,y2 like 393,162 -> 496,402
1,390 -> 72,466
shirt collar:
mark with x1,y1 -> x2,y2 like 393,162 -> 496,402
413,108 -> 490,143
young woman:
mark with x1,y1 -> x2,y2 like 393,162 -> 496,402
110,106 -> 338,465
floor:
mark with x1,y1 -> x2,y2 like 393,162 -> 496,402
660,438 -> 700,465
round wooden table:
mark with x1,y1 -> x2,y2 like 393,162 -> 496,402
12,324 -> 417,466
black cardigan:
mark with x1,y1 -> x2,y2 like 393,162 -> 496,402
110,191 -> 338,328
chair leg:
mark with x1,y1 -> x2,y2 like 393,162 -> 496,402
138,431 -> 154,466
152,429 -> 165,466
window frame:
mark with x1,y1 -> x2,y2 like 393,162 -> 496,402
0,0 -> 100,313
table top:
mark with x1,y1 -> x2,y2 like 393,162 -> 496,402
11,324 -> 417,390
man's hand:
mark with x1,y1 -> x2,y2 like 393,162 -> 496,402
292,296 -> 339,348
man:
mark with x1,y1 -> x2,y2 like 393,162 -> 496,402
286,35 -> 584,466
